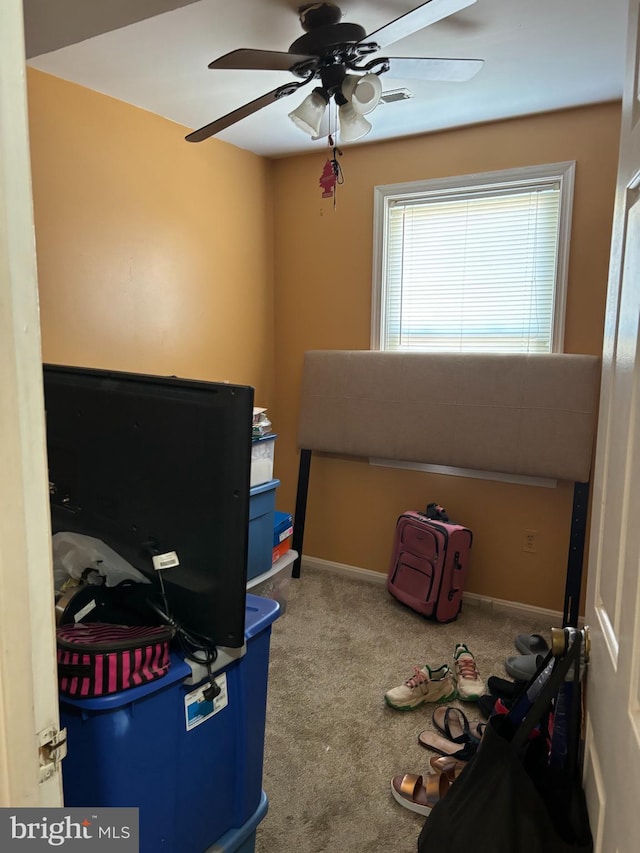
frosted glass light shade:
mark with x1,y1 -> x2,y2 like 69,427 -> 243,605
288,89 -> 328,136
341,73 -> 383,115
338,103 -> 372,142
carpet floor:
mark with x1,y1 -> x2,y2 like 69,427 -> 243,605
255,566 -> 547,852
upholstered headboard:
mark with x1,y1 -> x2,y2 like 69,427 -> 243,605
298,351 -> 601,482
293,350 -> 601,625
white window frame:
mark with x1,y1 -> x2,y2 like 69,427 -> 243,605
371,161 -> 576,353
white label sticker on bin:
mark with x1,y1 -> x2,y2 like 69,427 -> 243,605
278,526 -> 294,543
184,673 -> 228,731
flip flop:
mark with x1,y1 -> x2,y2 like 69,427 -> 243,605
417,729 -> 478,759
514,633 -> 550,655
432,706 -> 484,744
432,706 -> 470,743
390,772 -> 450,817
505,653 -> 546,680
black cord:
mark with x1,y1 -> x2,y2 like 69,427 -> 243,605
139,545 -> 221,698
331,145 -> 344,185
145,574 -> 219,668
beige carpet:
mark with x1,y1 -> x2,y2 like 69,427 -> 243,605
255,566 -> 548,853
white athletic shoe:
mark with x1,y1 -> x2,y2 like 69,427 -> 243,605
384,663 -> 457,711
453,643 -> 485,702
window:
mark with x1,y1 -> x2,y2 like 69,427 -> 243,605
372,162 -> 575,353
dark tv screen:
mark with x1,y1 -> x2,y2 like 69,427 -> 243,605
43,364 -> 254,648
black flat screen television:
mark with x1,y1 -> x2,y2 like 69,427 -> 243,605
43,364 -> 254,649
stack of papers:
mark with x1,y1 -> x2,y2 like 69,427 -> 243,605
253,407 -> 272,439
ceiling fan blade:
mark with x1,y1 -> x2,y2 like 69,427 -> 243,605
185,87 -> 285,143
362,0 -> 478,50
385,56 -> 484,82
208,48 -> 314,72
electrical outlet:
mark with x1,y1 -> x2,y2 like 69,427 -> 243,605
523,530 -> 538,553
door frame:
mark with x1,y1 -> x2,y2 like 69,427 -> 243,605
0,0 -> 63,807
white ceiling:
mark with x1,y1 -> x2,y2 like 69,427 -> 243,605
25,0 -> 629,159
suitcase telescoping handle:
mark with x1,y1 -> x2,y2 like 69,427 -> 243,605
423,502 -> 451,523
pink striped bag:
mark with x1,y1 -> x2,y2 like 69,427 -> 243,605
56,622 -> 174,698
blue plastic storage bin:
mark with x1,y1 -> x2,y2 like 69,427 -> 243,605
247,478 -> 279,580
59,595 -> 279,853
208,790 -> 268,852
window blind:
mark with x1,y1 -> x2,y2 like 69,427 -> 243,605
382,183 -> 562,353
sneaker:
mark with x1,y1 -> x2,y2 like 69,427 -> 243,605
453,644 -> 486,702
384,663 -> 457,711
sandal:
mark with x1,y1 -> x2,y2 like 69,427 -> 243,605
417,729 -> 478,760
432,706 -> 485,744
429,755 -> 468,782
390,772 -> 450,816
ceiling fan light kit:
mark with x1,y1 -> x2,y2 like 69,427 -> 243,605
288,87 -> 330,136
289,72 -> 381,140
341,73 -> 383,116
185,1 -> 484,146
338,103 -> 372,143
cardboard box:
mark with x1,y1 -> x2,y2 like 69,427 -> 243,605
273,510 -> 293,546
272,537 -> 292,564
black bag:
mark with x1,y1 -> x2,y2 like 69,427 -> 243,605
418,633 -> 593,853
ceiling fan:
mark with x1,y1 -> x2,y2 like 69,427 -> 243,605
185,0 -> 484,144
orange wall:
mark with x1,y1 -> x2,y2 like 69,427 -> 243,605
26,72 -> 620,612
27,69 -> 275,401
272,103 -> 621,612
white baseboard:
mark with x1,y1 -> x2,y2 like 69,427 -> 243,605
300,555 -> 579,626
302,555 -> 388,585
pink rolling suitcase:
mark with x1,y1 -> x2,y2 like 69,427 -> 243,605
387,505 -> 472,623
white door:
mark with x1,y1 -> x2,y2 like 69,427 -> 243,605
0,0 -> 63,806
583,1 -> 640,849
